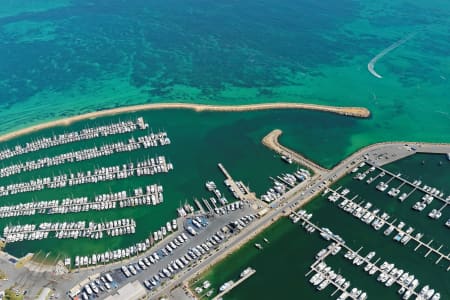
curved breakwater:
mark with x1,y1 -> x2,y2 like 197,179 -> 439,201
0,102 -> 371,143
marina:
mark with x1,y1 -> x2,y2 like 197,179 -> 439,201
3,218 -> 137,243
188,139 -> 450,300
1,2 -> 450,299
0,118 -> 148,161
72,218 -> 178,268
0,131 -> 170,178
363,162 -> 449,216
353,161 -> 450,228
212,267 -> 256,300
325,187 -> 450,270
0,109 -> 448,299
261,168 -> 310,203
0,184 -> 164,218
293,210 -> 442,299
0,156 -> 173,197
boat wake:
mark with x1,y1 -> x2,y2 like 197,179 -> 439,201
367,34 -> 414,79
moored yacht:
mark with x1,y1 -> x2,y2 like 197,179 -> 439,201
219,281 -> 234,292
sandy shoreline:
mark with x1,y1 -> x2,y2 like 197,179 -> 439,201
0,102 -> 370,143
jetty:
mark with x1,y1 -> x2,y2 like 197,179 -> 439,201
365,162 -> 449,213
212,268 -> 256,300
202,198 -> 215,214
326,187 -> 450,270
3,218 -> 137,243
194,199 -> 205,214
0,156 -> 173,198
0,117 -> 148,160
262,129 -> 327,174
218,163 -> 256,201
0,184 -> 164,219
293,211 -> 441,299
0,131 -> 170,179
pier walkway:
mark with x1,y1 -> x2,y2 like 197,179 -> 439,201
194,199 -> 205,214
212,268 -> 256,300
365,162 -> 450,210
217,163 -> 257,201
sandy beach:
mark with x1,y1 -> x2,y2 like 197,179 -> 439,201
0,102 -> 370,143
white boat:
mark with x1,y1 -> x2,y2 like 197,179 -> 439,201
317,279 -> 330,291
309,272 -> 320,284
403,290 -> 412,300
431,293 -> 441,300
320,228 -> 333,241
281,155 -> 293,164
428,209 -> 442,219
219,280 -> 234,292
240,267 -> 253,278
316,248 -> 327,259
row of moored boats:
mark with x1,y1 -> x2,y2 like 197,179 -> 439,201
0,117 -> 148,162
334,193 -> 425,244
3,218 -> 136,243
358,165 -> 449,226
0,131 -> 170,178
0,156 -> 173,197
261,169 -> 310,203
73,219 -> 178,268
310,260 -> 367,300
0,184 -> 163,218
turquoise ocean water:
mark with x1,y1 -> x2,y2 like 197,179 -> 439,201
0,0 -> 449,151
0,0 -> 449,298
